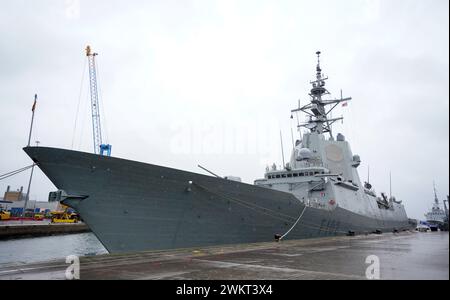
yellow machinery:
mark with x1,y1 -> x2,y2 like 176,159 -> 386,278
0,210 -> 11,221
34,213 -> 44,220
50,207 -> 79,223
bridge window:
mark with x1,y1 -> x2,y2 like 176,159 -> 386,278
276,175 -> 281,178
282,174 -> 287,178
293,173 -> 298,177
287,174 -> 292,178
299,173 -> 304,176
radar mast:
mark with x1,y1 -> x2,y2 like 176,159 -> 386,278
291,51 -> 352,140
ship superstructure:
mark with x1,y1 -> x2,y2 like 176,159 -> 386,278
425,183 -> 446,230
254,52 -> 407,223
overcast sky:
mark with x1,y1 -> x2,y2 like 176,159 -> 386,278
0,0 -> 448,220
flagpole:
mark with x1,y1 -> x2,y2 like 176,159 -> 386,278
22,162 -> 35,220
22,94 -> 37,220
27,94 -> 37,147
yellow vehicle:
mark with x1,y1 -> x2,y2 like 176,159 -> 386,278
34,213 -> 44,220
0,210 -> 11,221
50,210 -> 79,223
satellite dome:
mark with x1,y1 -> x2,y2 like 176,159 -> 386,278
297,148 -> 313,160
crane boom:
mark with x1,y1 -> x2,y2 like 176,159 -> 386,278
85,45 -> 111,156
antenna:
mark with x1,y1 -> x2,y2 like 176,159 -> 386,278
280,131 -> 285,169
198,165 -> 221,178
367,165 -> 370,183
290,51 -> 352,140
433,181 -> 439,205
296,99 -> 302,141
316,51 -> 322,79
389,171 -> 392,199
290,126 -> 295,149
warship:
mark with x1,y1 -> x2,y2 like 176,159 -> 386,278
24,52 -> 412,253
424,183 -> 447,231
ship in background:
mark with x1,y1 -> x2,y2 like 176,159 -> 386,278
24,51 -> 413,253
424,183 -> 447,231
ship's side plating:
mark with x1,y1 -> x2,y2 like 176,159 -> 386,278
25,146 -> 410,253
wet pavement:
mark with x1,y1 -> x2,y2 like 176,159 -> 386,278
0,231 -> 447,280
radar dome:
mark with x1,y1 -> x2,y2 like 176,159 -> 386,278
297,148 -> 312,160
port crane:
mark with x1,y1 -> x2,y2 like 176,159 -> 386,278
85,45 -> 112,156
444,196 -> 449,223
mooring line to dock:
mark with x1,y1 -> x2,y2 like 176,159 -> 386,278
192,182 -> 350,235
0,164 -> 36,181
279,206 -> 307,241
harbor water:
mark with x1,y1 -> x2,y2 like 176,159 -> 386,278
0,233 -> 107,266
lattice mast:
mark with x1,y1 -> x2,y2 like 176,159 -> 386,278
291,51 -> 351,140
85,45 -> 111,156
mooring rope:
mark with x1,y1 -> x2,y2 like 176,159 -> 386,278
279,206 -> 307,241
0,164 -> 36,181
192,181 -> 350,235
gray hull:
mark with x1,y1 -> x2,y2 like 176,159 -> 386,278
24,147 -> 412,253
